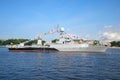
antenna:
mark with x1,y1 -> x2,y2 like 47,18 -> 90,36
56,24 -> 59,32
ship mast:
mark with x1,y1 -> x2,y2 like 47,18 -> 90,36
60,27 -> 65,38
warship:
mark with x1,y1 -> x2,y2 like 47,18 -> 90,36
8,27 -> 107,53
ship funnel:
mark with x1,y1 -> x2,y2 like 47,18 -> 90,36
37,40 -> 42,46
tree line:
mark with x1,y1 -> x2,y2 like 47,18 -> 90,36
0,39 -> 29,45
0,39 -> 46,46
0,39 -> 120,47
0,38 -> 58,45
110,41 -> 120,47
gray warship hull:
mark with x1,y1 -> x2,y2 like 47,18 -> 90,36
9,45 -> 107,53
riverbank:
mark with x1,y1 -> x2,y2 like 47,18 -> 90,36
109,47 -> 120,49
0,45 -> 6,48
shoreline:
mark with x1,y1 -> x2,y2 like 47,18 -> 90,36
109,47 -> 120,49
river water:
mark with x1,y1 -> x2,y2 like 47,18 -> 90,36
0,48 -> 120,80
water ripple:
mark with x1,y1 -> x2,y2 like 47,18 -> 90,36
0,48 -> 120,80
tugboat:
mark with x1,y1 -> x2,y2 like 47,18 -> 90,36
8,27 -> 107,53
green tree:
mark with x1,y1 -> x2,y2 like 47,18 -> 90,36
42,40 -> 46,45
93,40 -> 99,45
52,39 -> 59,43
117,41 -> 120,47
32,40 -> 38,44
0,40 -> 3,45
111,41 -> 117,47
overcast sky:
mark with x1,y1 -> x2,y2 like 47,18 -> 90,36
0,0 -> 120,41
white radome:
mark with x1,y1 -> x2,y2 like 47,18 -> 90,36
60,27 -> 64,32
